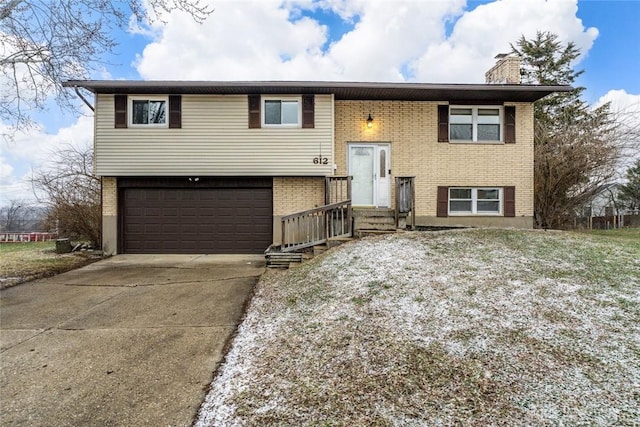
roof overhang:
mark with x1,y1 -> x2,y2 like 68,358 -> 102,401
63,80 -> 573,103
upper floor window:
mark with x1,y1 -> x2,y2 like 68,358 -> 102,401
450,106 -> 502,142
130,97 -> 167,127
449,187 -> 501,215
263,98 -> 301,127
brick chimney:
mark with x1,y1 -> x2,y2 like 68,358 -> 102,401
485,53 -> 521,84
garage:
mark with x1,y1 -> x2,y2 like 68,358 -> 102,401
119,178 -> 273,254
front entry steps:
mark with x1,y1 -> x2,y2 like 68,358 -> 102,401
267,209 -> 407,268
266,236 -> 355,268
353,208 -> 406,237
311,236 -> 355,257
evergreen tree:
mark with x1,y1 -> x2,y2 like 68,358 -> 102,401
512,31 -> 619,228
618,160 -> 640,211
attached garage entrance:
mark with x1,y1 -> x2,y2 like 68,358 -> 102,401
119,178 -> 273,254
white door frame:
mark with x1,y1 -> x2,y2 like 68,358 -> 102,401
347,142 -> 391,208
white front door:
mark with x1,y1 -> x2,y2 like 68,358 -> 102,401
348,143 -> 391,207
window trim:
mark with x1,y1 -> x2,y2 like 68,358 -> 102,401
449,105 -> 503,143
128,96 -> 169,128
261,96 -> 302,128
449,187 -> 502,216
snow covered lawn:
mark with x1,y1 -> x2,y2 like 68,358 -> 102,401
196,229 -> 640,426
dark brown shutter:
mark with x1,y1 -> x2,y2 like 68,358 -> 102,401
437,105 -> 449,142
248,95 -> 261,128
504,106 -> 516,143
168,95 -> 182,128
437,186 -> 449,217
114,95 -> 127,128
504,186 -> 516,217
302,94 -> 315,128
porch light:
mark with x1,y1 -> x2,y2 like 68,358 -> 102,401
366,113 -> 374,128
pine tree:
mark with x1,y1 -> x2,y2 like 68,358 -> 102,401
512,31 -> 619,228
618,160 -> 640,211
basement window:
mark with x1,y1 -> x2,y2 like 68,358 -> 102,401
449,187 -> 501,215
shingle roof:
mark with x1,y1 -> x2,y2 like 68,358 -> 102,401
63,80 -> 572,102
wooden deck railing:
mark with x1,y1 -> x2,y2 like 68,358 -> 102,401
325,176 -> 352,205
281,200 -> 352,252
395,176 -> 416,229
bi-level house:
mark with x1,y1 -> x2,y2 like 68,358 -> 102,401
64,55 -> 571,255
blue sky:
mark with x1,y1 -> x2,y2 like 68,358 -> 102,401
1,0 -> 639,204
102,0 -> 639,103
575,0 -> 640,103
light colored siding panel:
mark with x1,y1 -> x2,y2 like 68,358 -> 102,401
95,94 -> 334,176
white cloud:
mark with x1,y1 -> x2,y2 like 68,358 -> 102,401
134,0 -> 597,83
0,112 -> 94,205
596,89 -> 640,115
411,0 -> 599,82
595,89 -> 640,173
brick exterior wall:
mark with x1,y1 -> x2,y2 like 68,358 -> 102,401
273,177 -> 326,215
485,55 -> 521,84
102,177 -> 117,215
101,177 -> 118,255
334,100 -> 534,225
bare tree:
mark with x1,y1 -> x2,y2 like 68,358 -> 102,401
512,31 -> 640,228
31,145 -> 101,246
533,104 -> 622,228
1,0 -> 212,136
0,199 -> 37,231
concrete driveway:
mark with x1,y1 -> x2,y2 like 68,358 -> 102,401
0,254 -> 265,426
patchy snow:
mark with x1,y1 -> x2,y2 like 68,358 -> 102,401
195,229 -> 640,426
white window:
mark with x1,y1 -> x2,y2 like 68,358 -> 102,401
449,188 -> 501,215
263,97 -> 301,127
450,106 -> 502,142
129,97 -> 167,127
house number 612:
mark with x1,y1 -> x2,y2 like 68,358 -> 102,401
313,157 -> 329,165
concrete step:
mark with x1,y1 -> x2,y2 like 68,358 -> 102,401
353,208 -> 395,218
354,216 -> 396,225
355,229 -> 401,238
355,221 -> 397,231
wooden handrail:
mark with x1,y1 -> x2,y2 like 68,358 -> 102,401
281,200 -> 350,221
281,199 -> 352,252
395,176 -> 416,229
325,176 -> 352,205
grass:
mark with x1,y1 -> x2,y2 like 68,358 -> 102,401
0,241 -> 100,289
579,227 -> 640,244
196,228 -> 640,426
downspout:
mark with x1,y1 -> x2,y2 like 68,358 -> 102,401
74,86 -> 95,112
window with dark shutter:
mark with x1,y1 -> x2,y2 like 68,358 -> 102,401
302,94 -> 315,128
437,105 -> 449,142
114,95 -> 127,128
437,186 -> 449,217
504,186 -> 516,217
248,95 -> 261,128
168,95 -> 182,129
504,106 -> 516,143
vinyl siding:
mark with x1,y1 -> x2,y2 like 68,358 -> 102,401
95,94 -> 334,176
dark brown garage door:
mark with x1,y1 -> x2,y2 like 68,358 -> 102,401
120,179 -> 272,254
